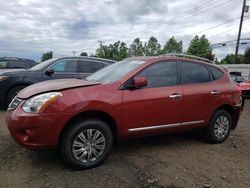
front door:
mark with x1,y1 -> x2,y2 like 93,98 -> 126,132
43,59 -> 79,80
122,61 -> 183,134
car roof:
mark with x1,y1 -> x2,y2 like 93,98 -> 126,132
55,56 -> 116,64
123,55 -> 226,72
0,57 -> 37,64
124,54 -> 214,64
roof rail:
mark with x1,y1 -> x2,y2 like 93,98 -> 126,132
161,53 -> 214,64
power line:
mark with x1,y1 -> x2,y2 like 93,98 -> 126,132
208,16 -> 250,39
212,42 -> 250,49
154,0 -> 233,34
211,38 -> 250,48
127,0 -> 233,38
192,16 -> 241,36
163,0 -> 223,24
93,0 -> 235,44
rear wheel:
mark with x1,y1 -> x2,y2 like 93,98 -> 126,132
204,110 -> 232,143
60,119 -> 113,170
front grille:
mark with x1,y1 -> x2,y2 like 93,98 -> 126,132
8,97 -> 22,111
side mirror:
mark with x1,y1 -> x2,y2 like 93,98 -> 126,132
45,69 -> 55,76
134,76 -> 148,88
126,76 -> 148,90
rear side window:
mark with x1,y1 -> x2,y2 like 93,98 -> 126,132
209,66 -> 224,80
78,61 -> 104,73
0,61 -> 7,69
136,61 -> 177,88
182,62 -> 211,84
8,60 -> 26,69
51,60 -> 77,72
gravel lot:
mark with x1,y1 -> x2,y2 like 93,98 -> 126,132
0,102 -> 250,188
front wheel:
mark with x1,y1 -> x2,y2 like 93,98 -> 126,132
60,119 -> 113,170
204,110 -> 232,143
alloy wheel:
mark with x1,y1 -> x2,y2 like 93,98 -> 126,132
213,115 -> 230,140
72,129 -> 106,163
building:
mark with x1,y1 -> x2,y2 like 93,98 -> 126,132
221,64 -> 250,81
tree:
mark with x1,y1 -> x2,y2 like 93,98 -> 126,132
129,38 -> 144,56
41,51 -> 53,62
162,36 -> 182,54
187,35 -> 214,60
243,47 -> 250,64
144,36 -> 161,56
95,41 -> 129,61
220,54 -> 244,64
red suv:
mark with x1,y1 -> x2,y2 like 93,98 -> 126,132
7,55 -> 242,170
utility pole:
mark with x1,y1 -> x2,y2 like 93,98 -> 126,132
98,40 -> 105,48
72,50 -> 77,56
235,0 -> 248,63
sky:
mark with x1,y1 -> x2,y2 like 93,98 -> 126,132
0,0 -> 249,61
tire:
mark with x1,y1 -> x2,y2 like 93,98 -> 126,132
60,119 -> 113,170
7,85 -> 27,105
204,110 -> 232,144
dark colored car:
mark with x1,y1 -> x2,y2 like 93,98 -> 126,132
0,56 -> 115,106
7,55 -> 242,170
230,73 -> 250,99
0,57 -> 37,70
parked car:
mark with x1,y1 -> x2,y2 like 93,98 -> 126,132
0,56 -> 115,106
7,55 -> 242,170
0,57 -> 37,70
230,74 -> 250,99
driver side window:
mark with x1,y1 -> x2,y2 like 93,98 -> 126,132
51,60 -> 77,73
136,61 -> 177,88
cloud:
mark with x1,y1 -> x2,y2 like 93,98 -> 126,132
0,0 -> 249,61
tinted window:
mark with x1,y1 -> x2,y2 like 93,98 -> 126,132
209,66 -> 224,80
182,62 -> 210,84
78,61 -> 104,73
0,61 -> 7,69
8,60 -> 26,68
51,60 -> 77,72
137,61 -> 177,88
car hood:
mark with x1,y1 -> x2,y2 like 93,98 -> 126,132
0,69 -> 26,74
17,78 -> 100,99
239,82 -> 250,90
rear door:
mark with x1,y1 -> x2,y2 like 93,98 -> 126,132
122,60 -> 183,134
180,61 -> 219,125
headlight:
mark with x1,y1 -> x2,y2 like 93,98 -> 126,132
0,76 -> 9,81
22,92 -> 62,113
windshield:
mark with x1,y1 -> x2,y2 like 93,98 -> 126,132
86,59 -> 145,83
29,58 -> 56,70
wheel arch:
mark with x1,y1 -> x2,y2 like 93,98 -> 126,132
211,104 -> 239,130
4,83 -> 32,101
5,83 -> 31,101
58,110 -> 118,146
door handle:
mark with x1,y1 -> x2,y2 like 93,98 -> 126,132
211,90 -> 220,95
169,94 -> 182,99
